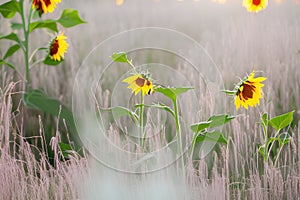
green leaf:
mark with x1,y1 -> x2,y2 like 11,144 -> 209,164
269,110 -> 294,132
58,142 -> 73,158
57,9 -> 86,28
135,103 -> 175,117
190,121 -> 211,133
0,59 -> 16,70
43,55 -> 64,66
221,89 -> 236,95
101,106 -> 138,124
155,86 -> 193,102
261,113 -> 268,134
29,20 -> 58,33
279,132 -> 291,145
207,114 -> 236,128
110,52 -> 130,63
3,44 -> 20,59
11,22 -> 22,30
23,89 -> 79,145
195,131 -> 228,144
0,1 -> 20,18
0,32 -> 20,43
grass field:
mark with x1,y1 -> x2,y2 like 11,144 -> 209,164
1,0 -> 300,199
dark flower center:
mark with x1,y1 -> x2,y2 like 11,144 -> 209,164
44,0 -> 51,7
241,82 -> 256,100
135,77 -> 146,87
50,40 -> 59,56
252,0 -> 261,6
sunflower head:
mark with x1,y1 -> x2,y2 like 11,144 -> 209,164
49,32 -> 68,62
32,0 -> 61,15
122,73 -> 154,97
234,71 -> 266,110
243,0 -> 268,13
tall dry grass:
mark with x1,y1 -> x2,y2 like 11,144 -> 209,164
1,0 -> 300,199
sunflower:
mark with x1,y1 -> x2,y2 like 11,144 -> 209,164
234,71 -> 266,110
32,0 -> 61,14
49,32 -> 68,62
122,73 -> 154,97
242,0 -> 268,13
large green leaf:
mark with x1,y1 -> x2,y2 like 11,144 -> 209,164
207,114 -> 236,128
190,121 -> 211,133
101,106 -> 138,124
269,110 -> 294,132
29,20 -> 58,33
57,9 -> 86,28
23,89 -> 79,146
0,1 -> 20,18
0,32 -> 21,43
135,103 -> 175,117
58,142 -> 73,158
3,44 -> 20,59
195,131 -> 228,144
155,87 -> 193,102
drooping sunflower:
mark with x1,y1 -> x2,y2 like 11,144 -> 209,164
49,32 -> 68,62
242,0 -> 268,13
234,71 -> 266,110
32,0 -> 61,14
122,73 -> 154,97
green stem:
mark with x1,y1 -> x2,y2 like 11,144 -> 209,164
190,132 -> 199,158
139,92 -> 145,148
274,144 -> 284,166
20,0 -> 33,89
173,99 -> 182,156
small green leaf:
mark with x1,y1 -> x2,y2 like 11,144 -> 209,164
258,145 -> 267,161
190,121 -> 211,133
135,103 -> 175,117
57,9 -> 86,28
43,55 -> 64,66
155,86 -> 193,102
11,22 -> 22,30
208,114 -> 236,128
101,106 -> 138,124
195,131 -> 228,144
3,44 -> 20,59
110,52 -> 130,63
0,32 -> 20,43
0,1 -> 20,18
29,20 -> 58,33
269,110 -> 294,132
0,59 -> 16,70
221,89 -> 236,95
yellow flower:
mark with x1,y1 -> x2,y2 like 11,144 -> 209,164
32,0 -> 61,14
49,32 -> 68,62
234,71 -> 266,110
123,74 -> 154,97
243,0 -> 268,13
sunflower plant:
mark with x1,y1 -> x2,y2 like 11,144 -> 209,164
224,71 -> 295,165
0,0 -> 86,159
0,0 -> 86,87
108,52 -> 233,162
259,111 -> 295,166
